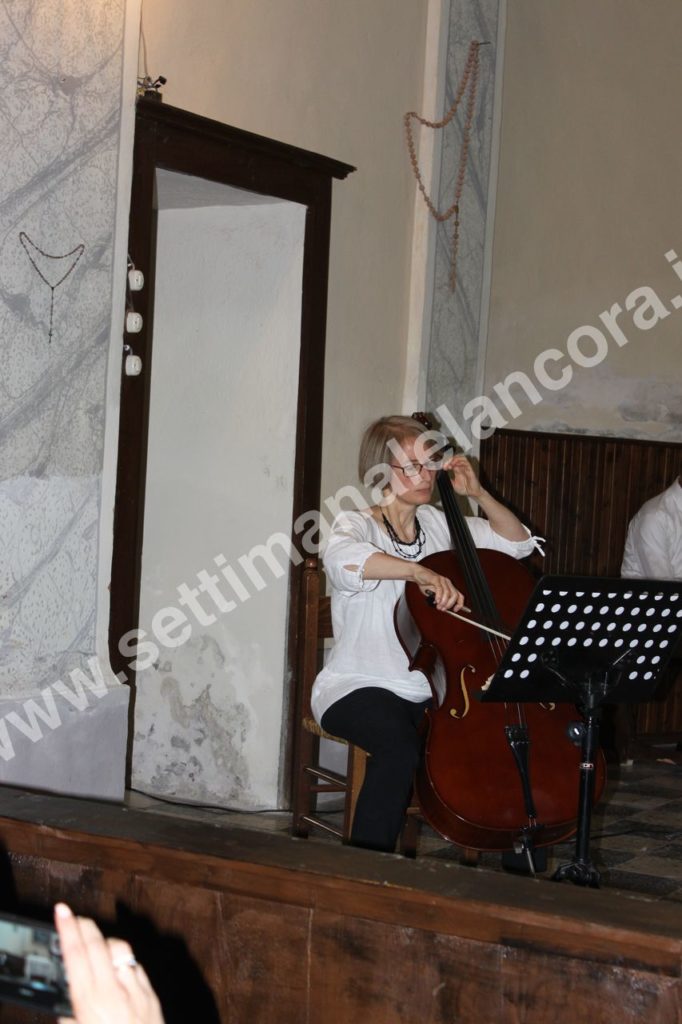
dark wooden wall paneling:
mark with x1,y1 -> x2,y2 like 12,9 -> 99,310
480,429 -> 682,737
480,429 -> 681,575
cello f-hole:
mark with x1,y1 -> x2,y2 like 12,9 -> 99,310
449,664 -> 475,719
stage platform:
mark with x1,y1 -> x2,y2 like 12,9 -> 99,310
0,784 -> 680,1023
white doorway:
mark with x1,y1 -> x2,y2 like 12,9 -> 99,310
131,169 -> 306,810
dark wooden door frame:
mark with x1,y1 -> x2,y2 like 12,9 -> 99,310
109,98 -> 353,787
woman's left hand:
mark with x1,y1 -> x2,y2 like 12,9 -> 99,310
442,452 -> 529,543
54,903 -> 165,1024
441,454 -> 483,499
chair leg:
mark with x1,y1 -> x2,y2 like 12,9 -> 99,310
291,729 -> 321,838
399,807 -> 420,858
342,745 -> 367,841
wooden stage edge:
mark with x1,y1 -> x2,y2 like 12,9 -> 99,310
0,786 -> 679,1024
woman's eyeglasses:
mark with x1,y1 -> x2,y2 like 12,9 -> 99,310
388,442 -> 454,478
389,462 -> 437,477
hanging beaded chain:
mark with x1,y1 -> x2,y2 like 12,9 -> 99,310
404,40 -> 482,292
19,232 -> 86,343
382,513 -> 425,560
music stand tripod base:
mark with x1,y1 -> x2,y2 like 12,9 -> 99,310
478,575 -> 682,889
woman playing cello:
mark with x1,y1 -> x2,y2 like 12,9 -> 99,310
311,415 -> 542,853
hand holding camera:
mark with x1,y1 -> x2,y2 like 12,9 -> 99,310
54,904 -> 164,1024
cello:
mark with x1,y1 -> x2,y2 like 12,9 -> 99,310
394,417 -> 605,855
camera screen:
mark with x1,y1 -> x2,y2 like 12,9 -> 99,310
0,915 -> 72,1017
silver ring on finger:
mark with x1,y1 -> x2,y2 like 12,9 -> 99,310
113,954 -> 138,970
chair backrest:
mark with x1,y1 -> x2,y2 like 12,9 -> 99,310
318,596 -> 332,641
298,558 -> 332,724
292,558 -> 365,844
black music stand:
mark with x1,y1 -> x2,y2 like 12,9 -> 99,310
478,575 -> 682,888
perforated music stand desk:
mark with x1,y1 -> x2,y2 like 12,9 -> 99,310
478,575 -> 682,887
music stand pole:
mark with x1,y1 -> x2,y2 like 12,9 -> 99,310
550,673 -> 604,887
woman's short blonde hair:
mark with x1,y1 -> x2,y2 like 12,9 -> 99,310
358,415 -> 428,484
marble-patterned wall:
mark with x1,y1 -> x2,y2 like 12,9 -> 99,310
0,1 -> 132,795
425,0 -> 502,440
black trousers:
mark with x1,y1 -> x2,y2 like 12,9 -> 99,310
321,687 -> 431,853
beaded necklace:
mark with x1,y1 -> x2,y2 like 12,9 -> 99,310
381,513 -> 425,560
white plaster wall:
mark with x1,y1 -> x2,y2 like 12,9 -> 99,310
132,193 -> 305,809
135,0 -> 429,502
484,0 -> 682,441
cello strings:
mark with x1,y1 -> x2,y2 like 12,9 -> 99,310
438,472 -> 507,659
433,467 -> 513,700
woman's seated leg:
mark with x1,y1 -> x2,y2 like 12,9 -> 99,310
321,687 -> 430,852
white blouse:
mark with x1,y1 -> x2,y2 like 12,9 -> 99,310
311,505 -> 542,724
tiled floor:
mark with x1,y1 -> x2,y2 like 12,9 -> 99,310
127,751 -> 682,902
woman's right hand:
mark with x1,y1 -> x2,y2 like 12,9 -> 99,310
411,565 -> 464,612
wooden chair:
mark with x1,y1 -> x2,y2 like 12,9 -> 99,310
290,557 -> 471,860
291,557 -> 367,842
